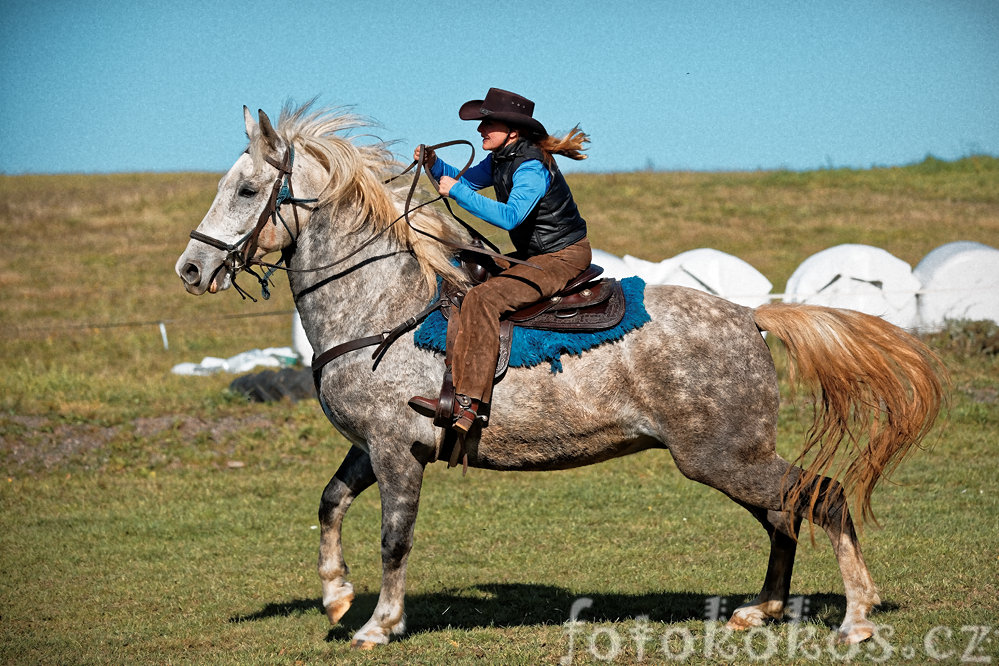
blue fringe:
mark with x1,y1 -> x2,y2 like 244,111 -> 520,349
414,276 -> 650,373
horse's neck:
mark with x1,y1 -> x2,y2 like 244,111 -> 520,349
287,206 -> 428,351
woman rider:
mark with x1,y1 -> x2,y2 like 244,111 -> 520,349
409,88 -> 592,432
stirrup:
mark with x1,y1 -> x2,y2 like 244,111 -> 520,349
408,370 -> 461,429
434,371 -> 456,427
408,393 -> 455,428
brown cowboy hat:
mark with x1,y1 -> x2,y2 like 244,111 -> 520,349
458,88 -> 548,139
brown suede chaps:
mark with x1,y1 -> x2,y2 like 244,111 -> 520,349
447,238 -> 592,404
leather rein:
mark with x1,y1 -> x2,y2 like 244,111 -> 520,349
187,140 -> 531,302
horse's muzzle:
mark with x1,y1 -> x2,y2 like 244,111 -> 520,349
177,257 -> 210,295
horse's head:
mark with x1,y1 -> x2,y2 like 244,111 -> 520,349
176,107 -> 316,297
177,102 -> 477,302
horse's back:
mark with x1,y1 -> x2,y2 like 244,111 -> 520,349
473,285 -> 778,471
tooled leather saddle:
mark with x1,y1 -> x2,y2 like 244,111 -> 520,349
419,256 -> 625,435
309,254 -> 628,469
443,256 -> 626,380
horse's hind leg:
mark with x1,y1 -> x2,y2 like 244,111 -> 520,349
672,451 -> 880,643
726,505 -> 800,629
318,445 -> 376,626
730,469 -> 880,643
804,477 -> 881,644
668,450 -> 802,628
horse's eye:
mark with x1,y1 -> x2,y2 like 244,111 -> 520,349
238,185 -> 258,198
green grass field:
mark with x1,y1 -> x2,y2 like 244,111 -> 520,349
1,157 -> 997,664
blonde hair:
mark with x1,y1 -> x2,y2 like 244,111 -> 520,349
536,125 -> 589,166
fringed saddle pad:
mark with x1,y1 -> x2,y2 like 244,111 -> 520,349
414,276 -> 651,373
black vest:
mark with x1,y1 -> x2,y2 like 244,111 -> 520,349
491,140 -> 587,257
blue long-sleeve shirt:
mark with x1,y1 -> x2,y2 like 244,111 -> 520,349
430,154 -> 551,231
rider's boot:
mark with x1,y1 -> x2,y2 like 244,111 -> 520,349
408,391 -> 482,431
409,369 -> 457,428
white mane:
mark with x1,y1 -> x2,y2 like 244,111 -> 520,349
252,101 -> 472,296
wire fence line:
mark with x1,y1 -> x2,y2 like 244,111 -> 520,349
3,281 -> 995,346
739,284 -> 995,301
2,309 -> 298,349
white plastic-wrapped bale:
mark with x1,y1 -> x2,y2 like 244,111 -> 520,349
783,244 -> 921,329
914,241 -> 999,331
590,248 -> 638,279
651,248 -> 773,308
621,253 -> 675,284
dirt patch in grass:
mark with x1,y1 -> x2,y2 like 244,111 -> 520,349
1,413 -> 275,475
130,414 -> 274,440
962,384 -> 998,404
1,415 -> 117,471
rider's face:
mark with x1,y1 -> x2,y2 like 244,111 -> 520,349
477,119 -> 518,151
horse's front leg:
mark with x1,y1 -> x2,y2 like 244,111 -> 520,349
318,445 -> 377,626
350,445 -> 426,649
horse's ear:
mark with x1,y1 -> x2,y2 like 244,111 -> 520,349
257,109 -> 280,150
243,105 -> 257,138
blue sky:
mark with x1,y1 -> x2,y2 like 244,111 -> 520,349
2,1 -> 997,174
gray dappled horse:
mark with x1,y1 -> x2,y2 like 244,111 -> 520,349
175,104 -> 943,649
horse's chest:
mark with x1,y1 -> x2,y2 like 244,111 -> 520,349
317,365 -> 398,439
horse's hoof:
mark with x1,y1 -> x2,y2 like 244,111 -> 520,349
726,606 -> 767,630
350,639 -> 378,650
837,621 -> 875,644
726,614 -> 756,631
325,592 -> 354,625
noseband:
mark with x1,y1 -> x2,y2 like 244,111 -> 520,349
188,146 -> 316,300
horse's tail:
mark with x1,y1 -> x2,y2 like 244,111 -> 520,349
753,302 -> 945,529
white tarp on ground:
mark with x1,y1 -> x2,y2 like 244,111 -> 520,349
783,244 -> 921,329
914,241 -> 999,330
171,347 -> 298,376
608,248 -> 773,307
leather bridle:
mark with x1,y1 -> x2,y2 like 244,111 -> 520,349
188,146 -> 316,301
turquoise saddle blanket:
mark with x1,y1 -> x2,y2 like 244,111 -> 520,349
413,276 -> 651,373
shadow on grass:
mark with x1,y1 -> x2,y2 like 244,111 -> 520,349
230,597 -> 324,623
229,584 -> 896,643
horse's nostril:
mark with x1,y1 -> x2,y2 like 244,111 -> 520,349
182,262 -> 201,285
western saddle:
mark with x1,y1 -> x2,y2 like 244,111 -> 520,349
422,255 -> 624,429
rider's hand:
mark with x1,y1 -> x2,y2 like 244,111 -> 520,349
437,176 -> 456,198
414,145 -> 436,168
